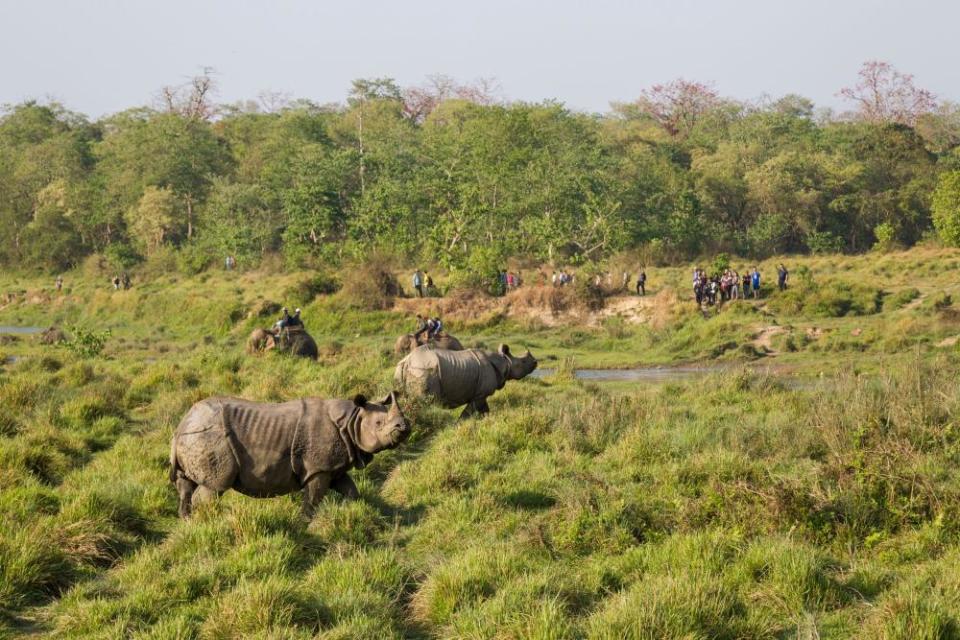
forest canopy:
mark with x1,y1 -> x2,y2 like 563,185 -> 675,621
2,62 -> 959,274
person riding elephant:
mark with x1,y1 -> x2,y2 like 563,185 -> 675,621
394,332 -> 464,356
248,326 -> 318,359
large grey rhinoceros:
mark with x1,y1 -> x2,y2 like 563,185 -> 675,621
169,391 -> 408,518
395,344 -> 537,419
393,332 -> 464,356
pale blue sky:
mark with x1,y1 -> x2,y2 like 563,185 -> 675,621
0,0 -> 955,117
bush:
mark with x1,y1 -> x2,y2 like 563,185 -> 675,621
805,230 -> 844,254
283,273 -> 340,305
884,287 -> 921,311
102,243 -> 142,272
339,255 -> 400,311
770,280 -> 882,318
63,327 -> 111,358
709,253 -> 731,277
873,222 -> 897,252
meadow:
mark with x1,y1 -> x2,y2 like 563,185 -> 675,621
3,247 -> 960,638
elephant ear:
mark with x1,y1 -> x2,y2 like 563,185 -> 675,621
498,344 -> 511,356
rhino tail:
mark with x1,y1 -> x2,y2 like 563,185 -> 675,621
169,433 -> 180,484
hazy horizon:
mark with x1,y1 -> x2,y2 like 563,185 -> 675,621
1,0 -> 956,118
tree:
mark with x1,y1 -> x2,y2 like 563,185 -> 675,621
158,68 -> 219,121
617,79 -> 723,138
839,61 -> 936,127
402,74 -> 500,123
932,171 -> 960,246
96,111 -> 229,240
125,186 -> 179,253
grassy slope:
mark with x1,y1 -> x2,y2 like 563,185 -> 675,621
1,247 -> 960,637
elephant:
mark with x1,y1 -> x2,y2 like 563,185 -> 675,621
395,344 -> 537,419
393,332 -> 464,356
247,328 -> 276,353
247,326 -> 318,360
169,391 -> 409,518
39,326 -> 67,345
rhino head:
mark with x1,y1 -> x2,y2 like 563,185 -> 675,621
352,391 -> 410,452
498,344 -> 538,380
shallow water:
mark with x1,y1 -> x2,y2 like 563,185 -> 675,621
0,326 -> 43,335
531,366 -> 723,383
531,364 -> 811,389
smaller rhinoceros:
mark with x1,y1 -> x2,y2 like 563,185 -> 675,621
395,344 -> 537,419
169,392 -> 408,518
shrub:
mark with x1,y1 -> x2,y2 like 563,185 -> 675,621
283,273 -> 340,305
709,253 -> 731,277
873,222 -> 897,252
885,287 -> 921,311
932,170 -> 960,247
339,255 -> 401,311
769,280 -> 882,318
63,327 -> 111,358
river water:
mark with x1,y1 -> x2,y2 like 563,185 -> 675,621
0,326 -> 44,335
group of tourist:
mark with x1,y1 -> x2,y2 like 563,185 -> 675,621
693,264 -> 788,306
273,307 -> 303,335
413,313 -> 444,341
111,273 -> 131,290
411,269 -> 436,298
497,270 -> 523,294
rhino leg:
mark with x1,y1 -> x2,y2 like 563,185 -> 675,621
459,398 -> 490,421
176,475 -> 197,519
301,473 -> 332,519
459,401 -> 478,420
331,473 -> 360,500
192,485 -> 222,509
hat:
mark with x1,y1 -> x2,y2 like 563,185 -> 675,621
295,308 -> 301,313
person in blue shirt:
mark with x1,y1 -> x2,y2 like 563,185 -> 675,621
413,269 -> 424,297
751,268 -> 761,299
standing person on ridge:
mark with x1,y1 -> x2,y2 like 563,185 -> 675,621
413,269 -> 424,298
751,267 -> 761,299
637,270 -> 646,296
777,263 -> 789,291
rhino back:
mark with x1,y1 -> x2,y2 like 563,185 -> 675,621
221,398 -> 305,496
434,349 -> 499,407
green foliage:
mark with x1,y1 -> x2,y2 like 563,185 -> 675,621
805,230 -> 845,254
932,170 -> 960,246
0,85 -> 952,273
63,326 -> 111,358
709,252 -> 731,276
771,280 -> 883,317
874,222 -> 897,252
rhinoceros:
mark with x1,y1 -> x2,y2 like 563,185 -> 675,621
393,332 -> 464,356
395,344 -> 537,419
169,392 -> 408,518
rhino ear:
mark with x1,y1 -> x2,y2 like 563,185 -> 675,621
498,344 -> 511,356
353,394 -> 368,407
377,390 -> 399,406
